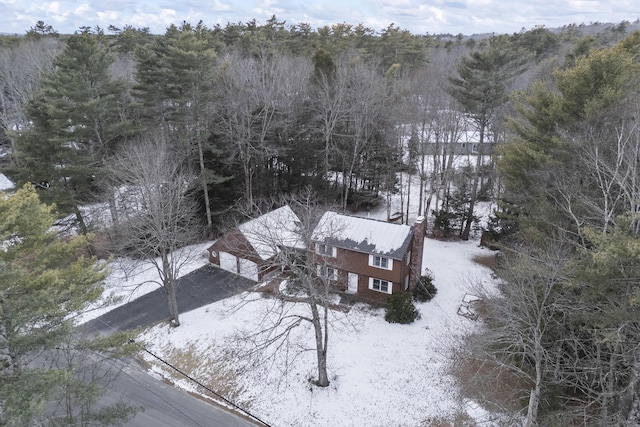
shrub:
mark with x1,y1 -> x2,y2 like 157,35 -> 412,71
385,291 -> 421,324
412,274 -> 438,303
432,209 -> 454,236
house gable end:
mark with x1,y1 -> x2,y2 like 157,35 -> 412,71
209,228 -> 260,263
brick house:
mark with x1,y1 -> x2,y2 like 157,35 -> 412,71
207,205 -> 303,281
311,212 -> 426,303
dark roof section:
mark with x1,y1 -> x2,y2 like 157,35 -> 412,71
312,212 -> 414,260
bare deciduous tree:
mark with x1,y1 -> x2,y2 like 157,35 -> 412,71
575,99 -> 640,235
308,57 -> 349,192
230,190 -> 347,387
473,238 -> 573,426
0,38 -> 62,144
216,50 -> 312,210
339,57 -> 388,211
108,133 -> 203,327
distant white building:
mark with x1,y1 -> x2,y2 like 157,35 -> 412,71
403,113 -> 498,156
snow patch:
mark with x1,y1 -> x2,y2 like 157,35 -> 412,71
0,173 -> 14,191
138,237 -> 499,427
313,211 -> 413,257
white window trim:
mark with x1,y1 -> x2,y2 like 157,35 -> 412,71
368,254 -> 393,271
369,277 -> 392,294
317,265 -> 338,281
315,242 -> 337,257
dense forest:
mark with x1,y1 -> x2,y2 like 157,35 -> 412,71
1,17 -> 640,425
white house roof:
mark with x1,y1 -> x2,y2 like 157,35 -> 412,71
238,205 -> 304,260
312,212 -> 413,260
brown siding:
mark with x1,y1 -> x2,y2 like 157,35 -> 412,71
208,228 -> 273,281
316,245 -> 411,303
208,229 -> 261,263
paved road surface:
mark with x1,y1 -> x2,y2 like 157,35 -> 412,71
99,357 -> 261,427
79,265 -> 264,427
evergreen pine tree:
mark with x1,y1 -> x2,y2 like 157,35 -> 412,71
134,22 -> 228,230
0,184 -> 139,424
12,28 -> 134,234
449,35 -> 524,240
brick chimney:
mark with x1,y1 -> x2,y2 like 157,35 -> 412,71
409,216 -> 426,286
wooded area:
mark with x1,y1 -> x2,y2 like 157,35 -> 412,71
1,17 -> 639,425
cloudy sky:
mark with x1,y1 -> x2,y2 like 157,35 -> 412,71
1,0 -> 638,36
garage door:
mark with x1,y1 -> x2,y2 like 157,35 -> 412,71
219,252 -> 237,274
239,258 -> 259,281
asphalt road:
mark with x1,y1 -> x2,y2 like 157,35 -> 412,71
99,357 -> 261,427
78,265 -> 263,427
82,265 -> 256,335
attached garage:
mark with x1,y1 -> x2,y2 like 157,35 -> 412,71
219,252 -> 237,274
207,205 -> 304,283
218,251 -> 259,281
239,258 -> 259,281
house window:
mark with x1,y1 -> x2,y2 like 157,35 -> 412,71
369,277 -> 392,294
406,251 -> 411,265
316,243 -> 337,257
317,265 -> 338,281
211,250 -> 218,258
369,254 -> 392,270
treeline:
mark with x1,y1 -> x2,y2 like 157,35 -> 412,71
0,18 -> 633,234
472,32 -> 640,425
1,17 -> 639,424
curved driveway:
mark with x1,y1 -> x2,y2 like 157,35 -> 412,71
83,265 -> 256,335
79,265 -> 262,427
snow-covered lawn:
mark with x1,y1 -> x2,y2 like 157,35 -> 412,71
138,236 -> 498,427
80,163 -> 501,425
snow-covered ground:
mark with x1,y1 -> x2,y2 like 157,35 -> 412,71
82,164 -> 501,426
0,172 -> 14,191
138,236 -> 497,427
132,166 -> 500,426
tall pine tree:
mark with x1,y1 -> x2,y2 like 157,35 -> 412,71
12,28 -> 134,234
0,184 -> 138,425
134,22 -> 227,230
449,35 -> 524,240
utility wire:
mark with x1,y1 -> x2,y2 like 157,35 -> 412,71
136,342 -> 273,427
86,316 -> 273,426
92,351 -> 209,427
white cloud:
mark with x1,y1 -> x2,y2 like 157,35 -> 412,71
0,0 -> 638,36
211,0 -> 231,12
97,10 -> 120,22
74,3 -> 91,16
127,8 -> 179,31
427,6 -> 447,24
568,0 -> 600,13
41,1 -> 62,13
